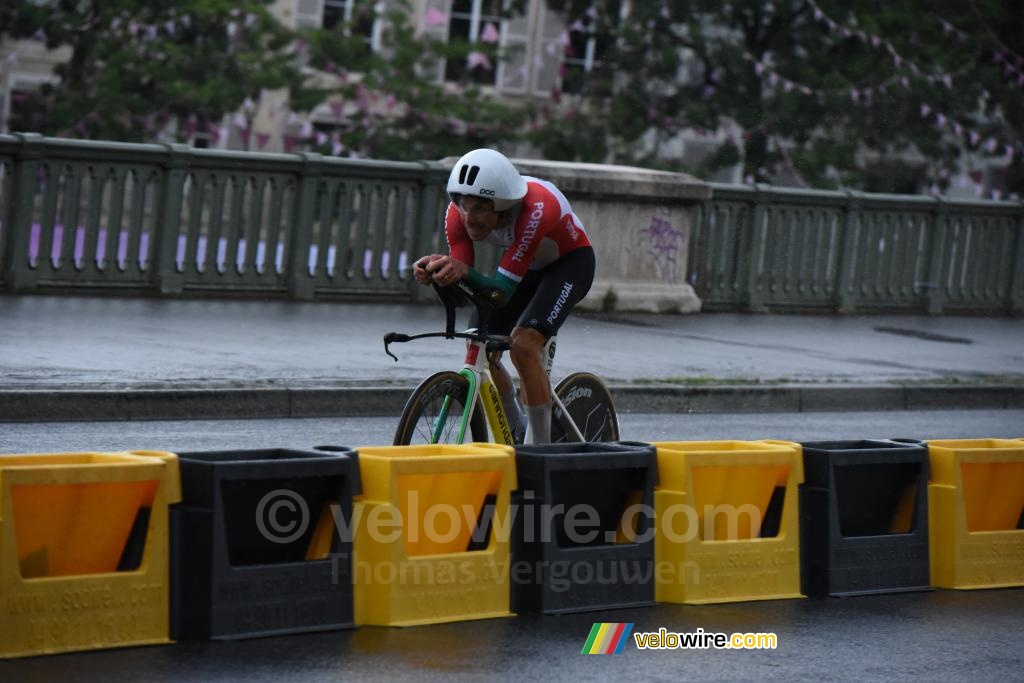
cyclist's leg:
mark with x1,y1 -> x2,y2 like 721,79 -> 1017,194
510,247 -> 596,443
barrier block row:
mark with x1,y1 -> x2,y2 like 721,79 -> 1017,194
1,437 -> 1021,658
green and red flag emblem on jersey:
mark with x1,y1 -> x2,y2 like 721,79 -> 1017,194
581,622 -> 634,655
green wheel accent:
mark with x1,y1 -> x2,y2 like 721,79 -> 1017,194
394,371 -> 488,445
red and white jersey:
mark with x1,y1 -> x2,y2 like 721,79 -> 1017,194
445,176 -> 591,283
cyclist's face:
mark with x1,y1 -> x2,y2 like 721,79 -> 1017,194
458,196 -> 499,239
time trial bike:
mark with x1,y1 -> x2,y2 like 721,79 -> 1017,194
384,278 -> 618,446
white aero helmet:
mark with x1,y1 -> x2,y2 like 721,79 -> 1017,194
447,148 -> 528,212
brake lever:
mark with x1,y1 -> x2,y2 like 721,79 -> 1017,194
383,332 -> 410,362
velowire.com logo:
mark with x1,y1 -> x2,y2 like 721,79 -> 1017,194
581,623 -> 634,655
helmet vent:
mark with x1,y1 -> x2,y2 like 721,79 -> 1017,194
458,164 -> 468,184
466,165 -> 481,186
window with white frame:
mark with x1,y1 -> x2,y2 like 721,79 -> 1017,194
561,1 -> 625,94
445,0 -> 505,86
322,0 -> 382,52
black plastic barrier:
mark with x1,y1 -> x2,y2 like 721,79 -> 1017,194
799,439 -> 930,597
170,448 -> 360,640
510,441 -> 657,614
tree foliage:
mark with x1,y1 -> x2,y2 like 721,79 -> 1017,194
295,1 -> 526,160
3,0 -> 526,159
4,0 -> 298,141
534,0 -> 1024,195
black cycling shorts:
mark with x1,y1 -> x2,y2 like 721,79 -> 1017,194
471,246 -> 595,339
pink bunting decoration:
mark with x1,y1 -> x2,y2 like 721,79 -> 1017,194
480,22 -> 500,44
467,51 -> 492,70
422,7 -> 446,28
255,132 -> 270,149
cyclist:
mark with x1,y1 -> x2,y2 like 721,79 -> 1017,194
413,148 -> 595,444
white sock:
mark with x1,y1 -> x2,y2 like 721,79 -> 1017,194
526,401 -> 552,445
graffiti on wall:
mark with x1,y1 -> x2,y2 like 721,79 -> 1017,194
635,215 -> 684,284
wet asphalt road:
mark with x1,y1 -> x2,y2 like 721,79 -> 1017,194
1,409 -> 1021,454
2,589 -> 1022,681
3,296 -> 1023,388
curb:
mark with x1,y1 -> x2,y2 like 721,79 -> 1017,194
1,383 -> 1021,422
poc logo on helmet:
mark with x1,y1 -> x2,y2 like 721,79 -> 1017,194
479,188 -> 496,196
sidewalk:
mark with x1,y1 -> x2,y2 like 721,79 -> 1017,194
1,294 -> 1022,421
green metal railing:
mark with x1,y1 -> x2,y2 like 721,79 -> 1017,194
2,134 -> 1021,314
0,133 -> 449,299
691,184 -> 1024,315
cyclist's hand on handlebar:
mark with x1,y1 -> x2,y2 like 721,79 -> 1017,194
413,255 -> 443,285
426,256 -> 468,287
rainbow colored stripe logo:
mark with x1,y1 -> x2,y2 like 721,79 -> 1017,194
581,622 -> 634,655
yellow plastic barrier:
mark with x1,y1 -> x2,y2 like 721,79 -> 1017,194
652,440 -> 804,604
352,443 -> 516,627
0,451 -> 180,659
927,439 -> 1024,589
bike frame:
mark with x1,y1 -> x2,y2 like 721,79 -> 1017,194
440,335 -> 585,445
